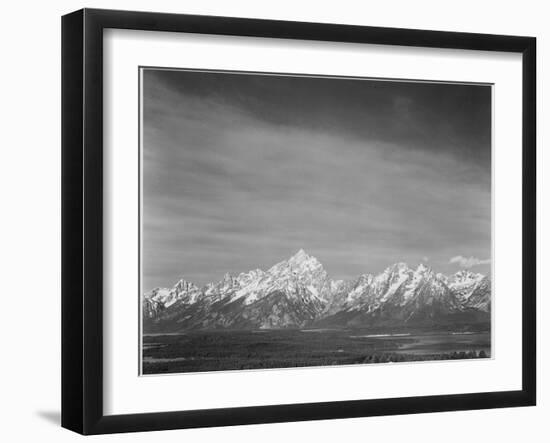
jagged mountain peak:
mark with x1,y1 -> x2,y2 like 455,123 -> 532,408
146,286 -> 170,300
292,248 -> 308,259
356,273 -> 374,284
144,278 -> 201,310
215,272 -> 239,291
268,249 -> 324,276
143,253 -> 491,332
415,263 -> 432,274
173,278 -> 199,291
382,262 -> 410,273
379,262 -> 434,279
452,269 -> 483,282
287,249 -> 320,267
377,263 -> 412,287
221,272 -> 235,282
236,268 -> 265,283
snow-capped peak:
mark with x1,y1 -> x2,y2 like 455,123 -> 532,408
287,249 -> 319,267
292,248 -> 308,260
173,278 -> 199,292
382,262 -> 410,273
268,249 -> 323,275
144,278 -> 201,307
222,272 -> 234,283
145,287 -> 170,302
452,269 -> 483,283
144,252 -> 491,332
447,270 -> 485,302
415,263 -> 431,274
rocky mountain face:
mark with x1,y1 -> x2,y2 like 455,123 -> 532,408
143,250 -> 491,332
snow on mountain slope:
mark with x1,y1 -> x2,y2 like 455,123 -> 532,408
143,250 -> 491,332
447,270 -> 485,301
464,276 -> 491,312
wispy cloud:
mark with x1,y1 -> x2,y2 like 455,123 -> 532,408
449,255 -> 491,268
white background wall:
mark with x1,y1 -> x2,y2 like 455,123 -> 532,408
0,1 -> 546,441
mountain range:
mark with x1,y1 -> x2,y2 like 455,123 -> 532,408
143,249 -> 491,332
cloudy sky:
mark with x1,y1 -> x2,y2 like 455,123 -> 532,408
142,68 -> 492,290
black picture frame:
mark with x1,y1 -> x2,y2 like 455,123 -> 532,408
61,8 -> 536,435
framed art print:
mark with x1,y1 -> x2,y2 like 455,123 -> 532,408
62,8 -> 536,435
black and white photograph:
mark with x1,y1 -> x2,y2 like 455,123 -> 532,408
0,0 -> 544,439
140,68 -> 492,375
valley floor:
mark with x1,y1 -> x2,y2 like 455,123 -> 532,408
141,326 -> 491,375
